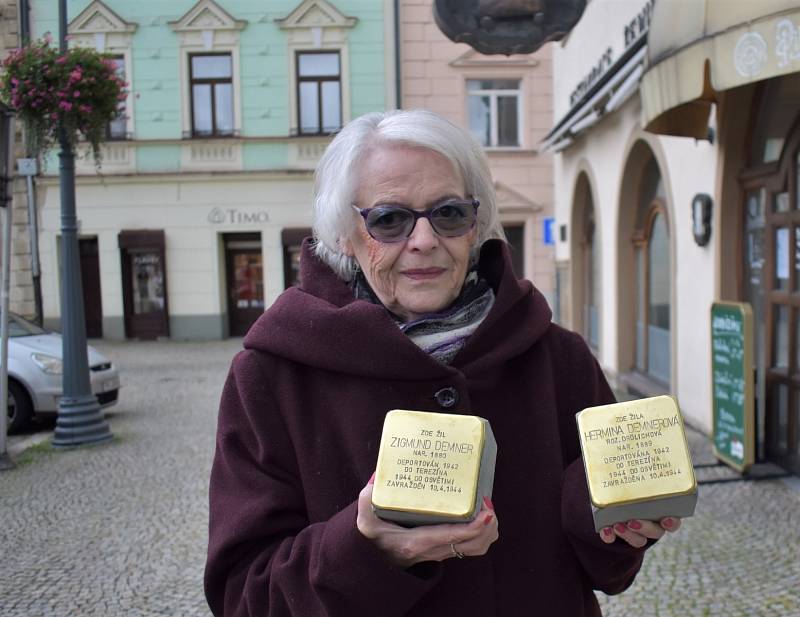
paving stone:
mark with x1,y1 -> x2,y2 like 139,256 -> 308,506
1,340 -> 799,616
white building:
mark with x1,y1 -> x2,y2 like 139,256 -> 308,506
547,0 -> 800,475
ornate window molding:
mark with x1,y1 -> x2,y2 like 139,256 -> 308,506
68,1 -> 137,142
277,0 -> 357,135
169,0 -> 247,140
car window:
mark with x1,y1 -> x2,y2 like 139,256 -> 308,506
8,314 -> 46,337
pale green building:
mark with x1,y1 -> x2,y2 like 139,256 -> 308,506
30,0 -> 397,339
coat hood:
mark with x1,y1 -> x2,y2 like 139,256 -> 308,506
243,239 -> 552,380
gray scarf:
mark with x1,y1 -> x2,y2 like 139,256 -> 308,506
353,268 -> 496,365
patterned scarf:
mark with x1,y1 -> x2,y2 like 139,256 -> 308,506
353,267 -> 495,365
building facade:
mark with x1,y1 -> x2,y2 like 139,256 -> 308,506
548,0 -> 800,475
399,0 -> 555,300
29,0 -> 396,339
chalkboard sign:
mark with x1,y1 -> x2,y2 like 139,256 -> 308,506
711,302 -> 754,472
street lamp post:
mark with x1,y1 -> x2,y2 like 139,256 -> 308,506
52,0 -> 112,447
0,103 -> 16,470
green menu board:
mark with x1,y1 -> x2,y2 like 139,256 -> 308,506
711,302 -> 754,472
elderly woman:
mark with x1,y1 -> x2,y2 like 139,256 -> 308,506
205,109 -> 680,617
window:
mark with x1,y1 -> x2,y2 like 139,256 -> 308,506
502,223 -> 524,279
107,56 -> 127,140
467,79 -> 521,147
190,53 -> 234,137
296,52 -> 342,135
282,228 -> 312,288
584,207 -> 600,350
633,159 -> 671,385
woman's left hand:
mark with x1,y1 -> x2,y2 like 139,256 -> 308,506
598,517 -> 681,548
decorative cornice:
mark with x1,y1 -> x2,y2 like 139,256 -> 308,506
168,0 -> 247,32
449,48 -> 539,68
276,0 -> 357,30
68,0 -> 137,35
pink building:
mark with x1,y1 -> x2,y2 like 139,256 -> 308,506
400,0 -> 555,302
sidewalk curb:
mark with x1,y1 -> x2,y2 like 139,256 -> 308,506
8,431 -> 52,459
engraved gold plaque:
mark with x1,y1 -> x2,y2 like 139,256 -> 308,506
372,409 -> 497,526
577,396 -> 697,531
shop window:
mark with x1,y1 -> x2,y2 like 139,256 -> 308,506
583,206 -> 600,351
467,79 -> 521,148
295,51 -> 341,135
633,158 -> 671,386
190,53 -> 234,137
749,72 -> 800,165
282,228 -> 312,288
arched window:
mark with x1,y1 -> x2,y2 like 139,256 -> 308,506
633,159 -> 671,385
583,201 -> 599,350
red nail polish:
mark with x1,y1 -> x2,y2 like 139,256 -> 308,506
483,513 -> 493,525
483,496 -> 495,511
603,527 -> 614,537
368,472 -> 375,484
614,523 -> 627,534
628,520 -> 642,530
662,517 -> 673,528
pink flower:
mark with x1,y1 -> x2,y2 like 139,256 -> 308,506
59,101 -> 73,111
10,77 -> 18,86
78,104 -> 92,113
73,90 -> 80,97
69,69 -> 82,81
50,112 -> 58,120
117,92 -> 127,101
56,56 -> 67,64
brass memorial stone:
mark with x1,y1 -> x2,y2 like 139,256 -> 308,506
372,409 -> 497,526
577,396 -> 697,531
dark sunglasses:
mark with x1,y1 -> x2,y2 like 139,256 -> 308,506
352,199 -> 480,243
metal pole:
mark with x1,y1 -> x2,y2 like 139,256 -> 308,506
0,176 -> 14,470
52,0 -> 111,447
19,159 -> 42,326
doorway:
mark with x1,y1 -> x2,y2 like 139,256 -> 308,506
224,233 -> 264,336
119,230 -> 169,339
741,89 -> 800,473
79,237 -> 103,338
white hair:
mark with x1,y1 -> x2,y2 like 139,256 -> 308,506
313,109 -> 505,280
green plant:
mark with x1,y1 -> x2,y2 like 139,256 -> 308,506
0,38 -> 127,167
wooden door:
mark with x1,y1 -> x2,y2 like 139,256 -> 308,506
119,230 -> 169,340
224,234 -> 263,336
79,238 -> 103,338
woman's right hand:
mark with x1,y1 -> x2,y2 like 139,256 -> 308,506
356,474 -> 499,569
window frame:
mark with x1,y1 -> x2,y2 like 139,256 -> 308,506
633,200 -> 671,386
466,78 -> 523,149
106,54 -> 129,141
294,50 -> 342,136
189,52 -> 235,139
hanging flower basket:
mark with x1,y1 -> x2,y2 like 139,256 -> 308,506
0,39 -> 127,167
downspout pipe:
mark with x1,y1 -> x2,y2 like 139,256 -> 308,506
394,0 -> 401,109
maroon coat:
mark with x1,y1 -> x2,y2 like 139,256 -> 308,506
205,240 -> 650,617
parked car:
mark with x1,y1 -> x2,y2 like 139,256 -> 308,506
4,313 -> 120,433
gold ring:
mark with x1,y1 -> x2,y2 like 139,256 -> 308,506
450,542 -> 465,559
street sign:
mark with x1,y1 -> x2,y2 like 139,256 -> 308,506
543,217 -> 555,245
711,301 -> 755,472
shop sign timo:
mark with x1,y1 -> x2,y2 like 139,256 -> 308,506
207,208 -> 270,225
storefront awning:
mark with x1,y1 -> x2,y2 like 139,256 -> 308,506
642,0 -> 800,138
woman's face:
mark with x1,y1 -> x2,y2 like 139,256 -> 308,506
343,145 -> 476,322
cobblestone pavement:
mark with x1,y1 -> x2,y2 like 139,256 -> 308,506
2,340 -> 799,616
1,339 -> 241,617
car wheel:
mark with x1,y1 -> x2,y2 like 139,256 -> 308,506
7,379 -> 33,433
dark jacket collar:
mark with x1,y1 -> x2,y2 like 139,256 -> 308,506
243,238 -> 552,380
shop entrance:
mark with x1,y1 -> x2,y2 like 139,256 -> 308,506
119,230 -> 169,339
79,237 -> 103,338
224,233 -> 264,336
741,102 -> 800,474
